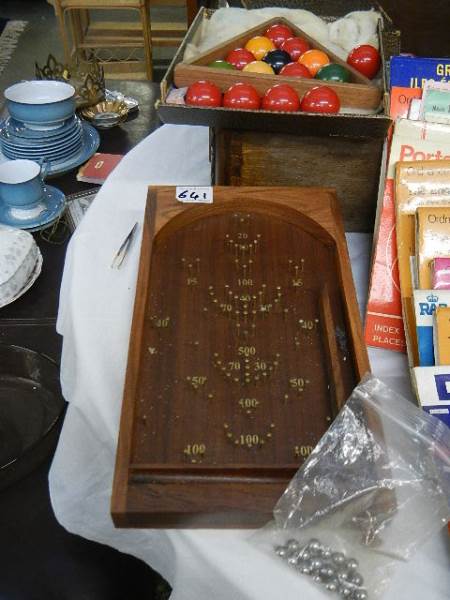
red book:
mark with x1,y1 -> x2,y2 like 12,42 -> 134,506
77,153 -> 123,184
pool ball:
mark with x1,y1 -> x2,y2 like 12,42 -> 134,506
207,59 -> 236,70
245,36 -> 276,60
223,83 -> 261,110
243,60 -> 275,75
185,80 -> 222,107
316,63 -> 351,83
262,49 -> 291,74
299,49 -> 330,76
265,23 -> 294,48
279,62 -> 312,78
225,48 -> 255,70
280,36 -> 310,61
347,44 -> 381,79
300,85 -> 340,113
262,84 -> 300,112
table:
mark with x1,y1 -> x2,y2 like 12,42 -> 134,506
0,80 -> 161,362
0,80 -> 169,600
49,122 -> 450,600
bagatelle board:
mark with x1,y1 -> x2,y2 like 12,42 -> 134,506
111,186 -> 369,528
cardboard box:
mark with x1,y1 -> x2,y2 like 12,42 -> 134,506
157,3 -> 400,232
413,365 -> 450,428
174,16 -> 382,111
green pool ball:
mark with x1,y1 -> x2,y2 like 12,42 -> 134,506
207,60 -> 236,70
316,63 -> 351,83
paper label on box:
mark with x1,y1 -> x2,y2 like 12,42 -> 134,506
413,289 -> 450,366
413,366 -> 450,428
432,257 -> 450,289
176,186 -> 213,204
390,56 -> 450,89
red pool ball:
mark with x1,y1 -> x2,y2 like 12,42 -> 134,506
347,44 -> 381,79
279,62 -> 312,78
262,84 -> 300,112
224,83 -> 261,110
280,36 -> 310,61
226,48 -> 255,70
185,80 -> 222,107
300,85 -> 340,114
265,23 -> 294,48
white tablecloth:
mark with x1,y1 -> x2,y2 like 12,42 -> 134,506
49,124 -> 450,600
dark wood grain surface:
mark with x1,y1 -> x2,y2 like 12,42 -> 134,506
379,0 -> 450,57
112,186 -> 369,528
213,128 -> 385,233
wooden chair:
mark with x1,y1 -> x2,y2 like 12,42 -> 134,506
50,0 -> 197,80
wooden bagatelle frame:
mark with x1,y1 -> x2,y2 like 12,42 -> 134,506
111,186 -> 369,528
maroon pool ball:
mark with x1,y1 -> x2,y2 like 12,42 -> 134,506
280,36 -> 310,61
300,85 -> 340,113
347,44 -> 381,79
262,84 -> 300,112
225,48 -> 255,70
279,62 -> 312,78
223,83 -> 261,110
185,80 -> 222,107
265,23 -> 294,48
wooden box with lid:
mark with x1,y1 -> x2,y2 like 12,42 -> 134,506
158,2 -> 400,232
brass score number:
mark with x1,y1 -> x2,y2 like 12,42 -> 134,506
239,398 -> 259,408
294,445 -> 313,458
238,346 -> 256,356
183,443 -> 206,456
238,434 -> 260,447
152,316 -> 170,328
289,377 -> 308,391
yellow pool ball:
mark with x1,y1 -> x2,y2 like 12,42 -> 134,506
243,60 -> 275,74
245,36 -> 276,60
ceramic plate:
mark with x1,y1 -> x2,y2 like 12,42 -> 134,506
0,249 -> 43,308
3,137 -> 83,160
0,184 -> 66,230
4,116 -> 79,140
0,122 -> 100,178
2,134 -> 82,155
1,124 -> 82,150
45,122 -> 100,177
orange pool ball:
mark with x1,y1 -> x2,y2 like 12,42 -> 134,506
245,36 -> 276,60
243,60 -> 275,74
299,49 -> 330,76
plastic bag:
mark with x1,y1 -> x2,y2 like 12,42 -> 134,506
253,375 -> 450,599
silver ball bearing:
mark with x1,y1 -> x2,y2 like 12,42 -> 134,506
274,537 -> 368,599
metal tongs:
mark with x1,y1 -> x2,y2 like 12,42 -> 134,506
111,222 -> 138,269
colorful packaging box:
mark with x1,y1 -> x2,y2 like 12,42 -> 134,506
434,306 -> 450,365
395,160 -> 450,365
413,366 -> 450,428
414,289 -> 450,366
431,257 -> 450,289
416,206 -> 450,289
390,56 -> 450,89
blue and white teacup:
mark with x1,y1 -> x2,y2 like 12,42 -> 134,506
0,159 -> 47,220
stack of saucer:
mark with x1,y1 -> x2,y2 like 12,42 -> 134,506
0,81 -> 99,177
0,225 -> 43,308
